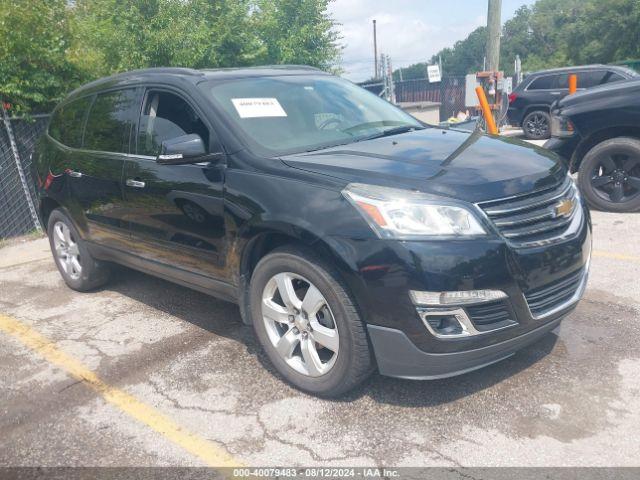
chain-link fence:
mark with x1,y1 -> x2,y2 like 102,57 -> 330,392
0,114 -> 49,239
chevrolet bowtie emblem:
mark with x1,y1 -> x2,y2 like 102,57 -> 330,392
554,198 -> 574,218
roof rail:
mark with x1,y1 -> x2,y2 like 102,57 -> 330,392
201,64 -> 322,73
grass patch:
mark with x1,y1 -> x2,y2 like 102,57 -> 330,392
0,229 -> 45,249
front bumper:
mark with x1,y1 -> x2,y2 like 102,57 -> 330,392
368,315 -> 563,379
331,197 -> 591,378
368,262 -> 588,379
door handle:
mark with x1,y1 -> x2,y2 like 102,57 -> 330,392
67,170 -> 82,178
126,179 -> 146,188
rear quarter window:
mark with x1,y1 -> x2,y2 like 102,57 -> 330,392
83,89 -> 138,153
604,72 -> 626,83
48,96 -> 92,148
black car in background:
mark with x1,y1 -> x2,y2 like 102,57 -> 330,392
546,77 -> 640,212
508,65 -> 638,140
32,67 -> 591,396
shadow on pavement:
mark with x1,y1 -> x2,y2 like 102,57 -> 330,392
105,264 -> 559,406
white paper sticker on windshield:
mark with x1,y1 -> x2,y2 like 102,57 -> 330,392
231,98 -> 287,118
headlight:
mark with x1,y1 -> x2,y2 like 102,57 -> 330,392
342,183 -> 486,239
551,114 -> 575,137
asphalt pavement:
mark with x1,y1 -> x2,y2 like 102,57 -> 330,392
0,209 -> 639,469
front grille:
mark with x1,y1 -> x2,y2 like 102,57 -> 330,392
478,178 -> 579,247
466,300 -> 515,332
524,268 -> 584,317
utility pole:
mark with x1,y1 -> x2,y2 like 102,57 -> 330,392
486,0 -> 502,72
373,20 -> 378,79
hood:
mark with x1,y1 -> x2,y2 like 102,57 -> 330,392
282,128 -> 566,203
558,77 -> 640,108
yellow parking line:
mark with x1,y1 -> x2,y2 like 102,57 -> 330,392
0,313 -> 242,468
593,250 -> 640,263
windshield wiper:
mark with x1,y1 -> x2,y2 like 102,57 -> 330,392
356,125 -> 425,142
301,125 -> 425,153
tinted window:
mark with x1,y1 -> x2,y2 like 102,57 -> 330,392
604,72 -> 626,83
556,71 -> 608,89
84,89 -> 138,153
137,91 -> 210,156
48,97 -> 91,148
527,75 -> 555,90
556,74 -> 570,89
577,70 -> 607,88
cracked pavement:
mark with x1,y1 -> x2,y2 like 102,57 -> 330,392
0,209 -> 639,467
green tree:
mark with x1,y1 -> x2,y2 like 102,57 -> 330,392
69,0 -> 340,78
0,0 -> 79,113
253,0 -> 341,70
1,0 -> 341,112
395,0 -> 640,79
393,27 -> 487,80
69,0 -> 263,78
564,0 -> 640,65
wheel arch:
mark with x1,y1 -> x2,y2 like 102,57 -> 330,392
40,197 -> 61,230
236,224 -> 361,325
523,104 -> 551,119
569,127 -> 640,173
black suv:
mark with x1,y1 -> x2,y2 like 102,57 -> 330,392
33,67 -> 591,396
547,77 -> 640,212
508,65 -> 637,140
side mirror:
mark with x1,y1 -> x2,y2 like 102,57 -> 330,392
157,134 -> 210,165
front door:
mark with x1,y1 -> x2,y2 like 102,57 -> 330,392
122,88 -> 226,280
67,88 -> 140,250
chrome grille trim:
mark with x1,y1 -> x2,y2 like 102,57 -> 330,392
481,178 -> 573,216
476,177 -> 581,247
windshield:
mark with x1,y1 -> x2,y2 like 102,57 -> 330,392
202,75 -> 423,156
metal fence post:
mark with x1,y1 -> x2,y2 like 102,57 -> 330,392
0,102 -> 42,232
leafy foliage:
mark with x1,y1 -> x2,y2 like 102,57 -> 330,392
397,0 -> 640,79
0,0 -> 80,113
255,0 -> 341,71
1,0 -> 341,112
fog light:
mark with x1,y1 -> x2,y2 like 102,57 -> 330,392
410,289 -> 507,306
424,313 -> 464,336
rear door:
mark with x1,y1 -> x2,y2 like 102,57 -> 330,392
122,87 -> 227,281
67,88 -> 139,249
67,88 -> 140,250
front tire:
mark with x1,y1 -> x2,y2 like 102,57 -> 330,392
577,137 -> 640,212
250,246 -> 373,397
522,110 -> 550,140
47,208 -> 110,291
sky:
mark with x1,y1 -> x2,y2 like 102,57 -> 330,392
329,0 -> 536,81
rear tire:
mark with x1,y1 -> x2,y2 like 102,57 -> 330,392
250,246 -> 374,397
47,208 -> 110,291
522,110 -> 550,140
577,137 -> 640,212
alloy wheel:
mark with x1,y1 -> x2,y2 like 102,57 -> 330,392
591,154 -> 640,203
53,221 -> 82,280
261,272 -> 339,377
525,113 -> 548,138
